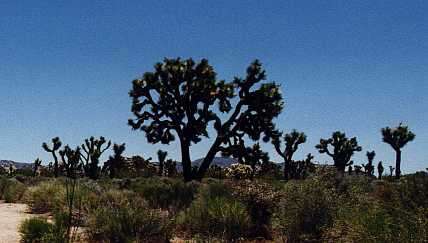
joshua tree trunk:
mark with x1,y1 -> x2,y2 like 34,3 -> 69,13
395,149 -> 402,179
196,138 -> 222,181
180,139 -> 193,182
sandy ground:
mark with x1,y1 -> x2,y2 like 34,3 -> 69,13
0,203 -> 32,243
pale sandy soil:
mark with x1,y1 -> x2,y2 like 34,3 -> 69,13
0,203 -> 32,243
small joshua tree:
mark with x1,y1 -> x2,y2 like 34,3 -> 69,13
80,136 -> 111,180
157,150 -> 168,176
382,123 -> 415,179
348,165 -> 353,175
102,143 -> 126,178
365,151 -> 376,177
316,131 -> 362,172
377,161 -> 384,180
389,166 -> 395,177
33,158 -> 42,177
164,159 -> 177,177
272,130 -> 307,180
42,137 -> 62,177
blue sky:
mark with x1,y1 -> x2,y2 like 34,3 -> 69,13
0,1 -> 427,172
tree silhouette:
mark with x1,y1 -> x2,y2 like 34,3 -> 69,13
102,143 -> 126,178
33,158 -> 42,177
272,130 -> 306,180
129,58 -> 283,181
316,131 -> 362,172
42,137 -> 62,177
157,150 -> 168,176
59,146 -> 82,179
365,151 -> 376,177
389,166 -> 395,177
377,161 -> 384,180
381,124 -> 415,179
80,136 -> 111,180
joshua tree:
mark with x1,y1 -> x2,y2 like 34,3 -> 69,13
129,58 -> 283,181
80,136 -> 111,180
382,124 -> 415,179
389,166 -> 395,177
377,161 -> 384,179
289,153 -> 315,179
271,130 -> 307,180
354,165 -> 362,175
33,158 -> 42,177
316,131 -> 362,172
348,165 -> 353,175
157,150 -> 168,176
102,143 -> 126,178
164,159 -> 177,177
42,137 -> 62,177
365,151 -> 376,177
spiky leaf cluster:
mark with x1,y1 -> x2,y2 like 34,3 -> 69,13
381,124 -> 415,151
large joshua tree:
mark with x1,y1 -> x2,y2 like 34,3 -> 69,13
381,123 -> 415,179
42,137 -> 62,177
316,131 -> 362,172
129,58 -> 283,181
271,129 -> 307,180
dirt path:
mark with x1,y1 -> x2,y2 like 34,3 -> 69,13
0,203 -> 32,243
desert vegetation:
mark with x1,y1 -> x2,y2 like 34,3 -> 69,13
0,58 -> 424,242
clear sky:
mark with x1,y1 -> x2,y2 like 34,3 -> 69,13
0,1 -> 427,172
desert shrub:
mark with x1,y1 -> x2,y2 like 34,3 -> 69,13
19,217 -> 52,243
86,189 -> 171,242
24,180 -> 65,213
177,182 -> 251,241
274,177 -> 337,242
131,177 -> 199,212
225,163 -> 253,180
230,181 -> 280,239
0,178 -> 27,202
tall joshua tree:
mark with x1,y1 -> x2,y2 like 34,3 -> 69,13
80,136 -> 111,180
381,124 -> 415,179
157,150 -> 168,176
271,130 -> 306,180
129,58 -> 283,181
42,137 -> 62,177
316,131 -> 362,172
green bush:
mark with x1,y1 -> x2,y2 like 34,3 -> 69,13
86,189 -> 171,242
131,177 -> 199,212
0,177 -> 27,203
274,177 -> 337,242
24,180 -> 65,213
19,217 -> 52,243
177,183 -> 251,241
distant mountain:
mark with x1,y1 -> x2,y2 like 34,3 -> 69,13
0,160 -> 32,170
192,157 -> 238,167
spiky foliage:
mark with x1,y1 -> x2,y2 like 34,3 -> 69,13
59,146 -> 82,179
272,130 -> 307,179
377,161 -> 384,180
381,124 -> 415,179
102,143 -> 126,178
129,58 -> 283,181
42,137 -> 62,177
33,158 -> 42,177
164,159 -> 177,177
315,131 -> 362,172
157,150 -> 168,176
80,136 -> 111,180
365,151 -> 376,177
289,153 -> 316,179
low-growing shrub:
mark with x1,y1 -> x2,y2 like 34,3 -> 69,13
177,183 -> 251,241
19,217 -> 52,243
24,180 -> 65,213
86,189 -> 171,242
131,177 -> 199,212
0,177 -> 27,202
